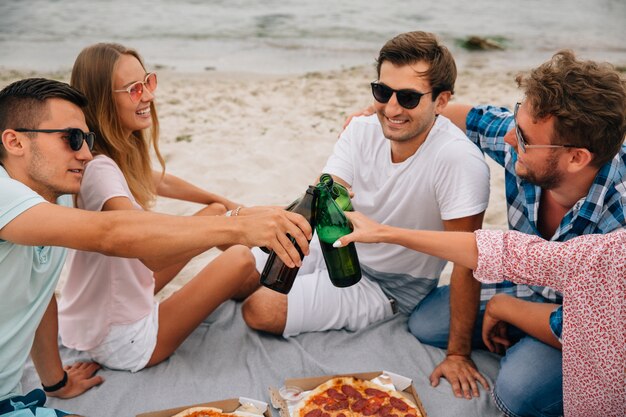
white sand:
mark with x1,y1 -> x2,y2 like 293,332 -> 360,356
151,65 -> 521,298
1,65 -> 524,299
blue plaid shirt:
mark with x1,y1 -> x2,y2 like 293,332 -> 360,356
466,105 -> 626,306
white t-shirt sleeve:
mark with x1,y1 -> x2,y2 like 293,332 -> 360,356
78,156 -> 135,212
322,118 -> 358,185
434,139 -> 490,220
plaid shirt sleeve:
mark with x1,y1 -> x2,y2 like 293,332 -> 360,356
465,105 -> 515,167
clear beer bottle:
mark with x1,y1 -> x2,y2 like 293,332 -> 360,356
315,181 -> 361,287
260,186 -> 318,293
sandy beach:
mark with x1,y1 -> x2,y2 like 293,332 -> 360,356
0,64 -> 518,299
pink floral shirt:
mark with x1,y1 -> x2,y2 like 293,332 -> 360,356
474,229 -> 625,417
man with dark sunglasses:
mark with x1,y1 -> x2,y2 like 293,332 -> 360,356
241,31 -> 490,352
407,51 -> 626,416
0,78 -> 311,416
13,128 -> 95,152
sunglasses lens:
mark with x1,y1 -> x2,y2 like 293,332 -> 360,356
516,128 -> 525,152
128,82 -> 144,102
67,129 -> 95,151
146,73 -> 157,91
396,91 -> 422,109
513,103 -> 525,153
371,83 -> 393,103
68,129 -> 83,151
85,133 -> 95,151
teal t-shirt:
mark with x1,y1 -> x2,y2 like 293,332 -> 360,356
0,167 -> 70,401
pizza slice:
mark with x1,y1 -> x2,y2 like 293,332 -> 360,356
172,406 -> 234,417
292,376 -> 422,417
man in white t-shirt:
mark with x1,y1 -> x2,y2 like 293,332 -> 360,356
0,78 -> 310,416
242,31 -> 490,339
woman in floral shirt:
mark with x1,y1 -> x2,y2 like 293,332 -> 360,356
335,211 -> 625,417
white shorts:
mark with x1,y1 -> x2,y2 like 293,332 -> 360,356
87,302 -> 159,372
252,238 -> 395,337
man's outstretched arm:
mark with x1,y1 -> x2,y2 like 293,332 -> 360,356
0,203 -> 312,270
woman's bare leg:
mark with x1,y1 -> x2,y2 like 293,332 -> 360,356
146,245 -> 259,367
153,203 -> 228,293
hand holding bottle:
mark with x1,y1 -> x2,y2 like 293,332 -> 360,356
258,196 -> 305,255
260,186 -> 318,293
236,208 -> 312,268
331,211 -> 387,248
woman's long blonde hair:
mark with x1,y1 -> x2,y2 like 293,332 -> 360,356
71,43 -> 165,209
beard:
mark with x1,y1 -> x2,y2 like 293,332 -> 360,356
28,141 -> 79,201
518,151 -> 563,190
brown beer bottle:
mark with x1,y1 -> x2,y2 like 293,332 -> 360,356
260,186 -> 318,293
259,195 -> 302,254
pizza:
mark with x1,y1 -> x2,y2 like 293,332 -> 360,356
172,406 -> 234,417
292,377 -> 422,417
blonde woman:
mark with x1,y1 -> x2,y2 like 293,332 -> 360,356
58,43 -> 260,371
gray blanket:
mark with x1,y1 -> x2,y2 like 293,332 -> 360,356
20,301 -> 503,417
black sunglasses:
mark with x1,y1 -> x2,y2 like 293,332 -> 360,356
15,128 -> 95,152
371,82 -> 432,109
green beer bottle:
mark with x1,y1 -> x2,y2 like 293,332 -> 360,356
315,182 -> 361,287
319,173 -> 353,211
260,186 -> 318,294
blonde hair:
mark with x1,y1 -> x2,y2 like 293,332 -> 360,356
70,43 -> 165,209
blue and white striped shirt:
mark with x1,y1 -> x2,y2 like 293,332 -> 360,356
466,105 -> 626,305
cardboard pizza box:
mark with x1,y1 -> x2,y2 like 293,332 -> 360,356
268,371 -> 428,417
136,396 -> 270,417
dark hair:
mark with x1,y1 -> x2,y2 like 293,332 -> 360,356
0,78 -> 88,159
376,31 -> 457,99
517,50 -> 626,167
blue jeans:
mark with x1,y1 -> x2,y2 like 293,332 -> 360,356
409,286 -> 563,417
